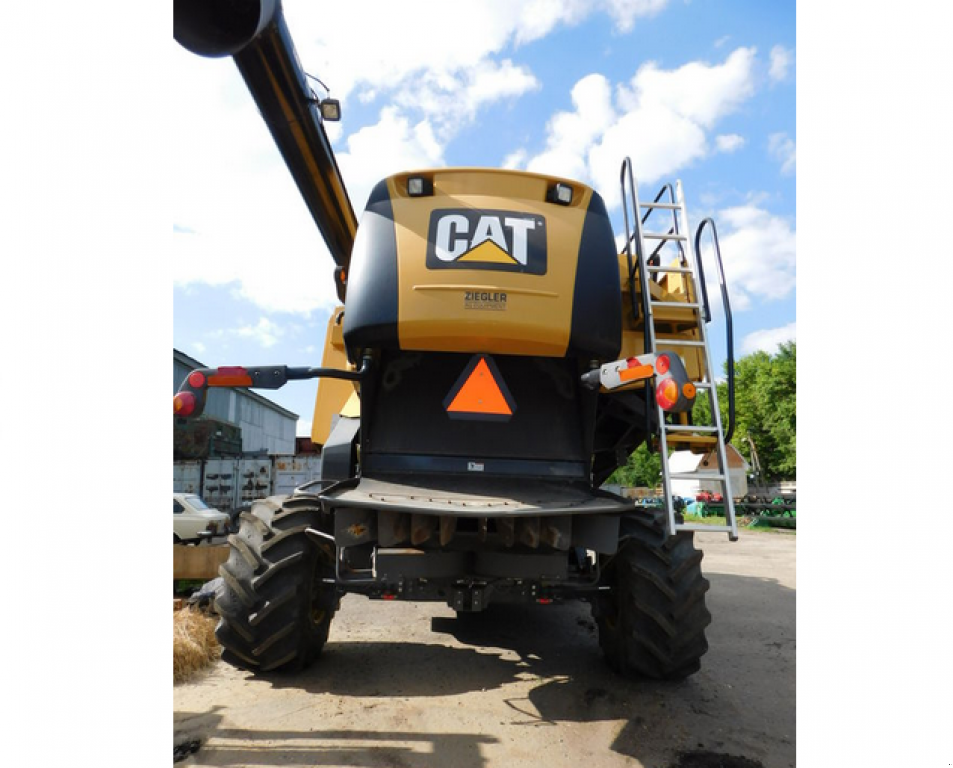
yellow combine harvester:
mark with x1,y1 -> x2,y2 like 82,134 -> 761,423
173,0 -> 738,681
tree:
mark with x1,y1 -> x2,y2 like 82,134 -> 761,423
607,442 -> 661,488
700,342 -> 796,481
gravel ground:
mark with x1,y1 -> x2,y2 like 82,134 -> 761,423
174,529 -> 795,768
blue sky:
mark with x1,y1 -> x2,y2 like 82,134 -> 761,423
173,0 -> 795,435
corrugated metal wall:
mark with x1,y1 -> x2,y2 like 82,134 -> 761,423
174,455 -> 323,512
174,351 -> 297,455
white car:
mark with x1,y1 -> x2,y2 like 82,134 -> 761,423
173,493 -> 231,544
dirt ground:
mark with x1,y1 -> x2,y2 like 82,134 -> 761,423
174,529 -> 795,768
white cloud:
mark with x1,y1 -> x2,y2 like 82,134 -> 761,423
235,317 -> 285,348
502,148 -> 528,169
396,59 -> 540,137
769,45 -> 793,82
172,230 -> 340,316
335,107 -> 446,216
617,48 -> 757,128
769,132 -> 796,175
742,323 -> 796,355
715,133 -> 746,153
191,341 -> 206,355
698,204 -> 796,311
528,74 -> 616,180
284,1 -> 671,103
527,47 -> 757,207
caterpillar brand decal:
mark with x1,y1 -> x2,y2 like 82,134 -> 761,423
426,209 -> 546,274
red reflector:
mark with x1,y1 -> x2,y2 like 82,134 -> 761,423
173,392 -> 195,416
656,378 -> 679,410
188,371 -> 206,388
445,356 -> 515,420
656,354 -> 670,375
381,594 -> 397,601
536,598 -> 553,605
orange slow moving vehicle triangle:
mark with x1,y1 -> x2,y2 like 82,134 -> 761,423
444,355 -> 515,420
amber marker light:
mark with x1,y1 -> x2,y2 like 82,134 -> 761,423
208,366 -> 254,387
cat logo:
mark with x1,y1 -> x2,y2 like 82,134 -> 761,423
426,209 -> 546,274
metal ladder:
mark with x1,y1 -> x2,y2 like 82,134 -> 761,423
620,157 -> 738,540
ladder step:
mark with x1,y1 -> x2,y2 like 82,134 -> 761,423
644,232 -> 687,241
647,265 -> 693,274
665,425 -> 719,433
675,523 -> 735,534
641,202 -> 680,210
650,301 -> 703,309
665,435 -> 717,447
669,472 -> 727,481
656,339 -> 706,347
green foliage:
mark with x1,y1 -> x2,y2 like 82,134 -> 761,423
732,341 -> 796,480
697,341 -> 795,481
607,442 -> 661,488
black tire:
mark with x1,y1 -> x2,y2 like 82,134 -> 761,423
214,494 -> 337,673
593,508 -> 711,681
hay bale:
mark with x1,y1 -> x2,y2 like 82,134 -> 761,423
173,607 -> 221,683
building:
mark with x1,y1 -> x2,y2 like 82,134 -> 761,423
174,349 -> 298,456
668,444 -> 749,499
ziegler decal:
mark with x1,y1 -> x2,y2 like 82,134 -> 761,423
464,290 -> 507,311
426,209 -> 546,274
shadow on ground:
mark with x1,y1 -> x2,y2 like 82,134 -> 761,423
244,571 -> 795,767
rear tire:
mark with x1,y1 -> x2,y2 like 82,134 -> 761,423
593,508 -> 711,681
214,495 -> 337,673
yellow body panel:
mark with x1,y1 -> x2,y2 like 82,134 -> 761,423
388,170 -> 593,357
311,308 -> 359,446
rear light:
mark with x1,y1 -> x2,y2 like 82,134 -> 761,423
549,182 -> 573,205
407,176 -> 433,197
188,371 -> 206,388
656,378 -> 679,410
656,354 -> 670,375
173,392 -> 196,416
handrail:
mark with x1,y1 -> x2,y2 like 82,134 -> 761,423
619,158 -> 655,453
694,218 -> 735,443
619,158 -> 649,328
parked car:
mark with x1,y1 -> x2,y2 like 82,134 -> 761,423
173,493 -> 231,544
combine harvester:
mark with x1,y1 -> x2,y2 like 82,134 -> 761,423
173,0 -> 738,681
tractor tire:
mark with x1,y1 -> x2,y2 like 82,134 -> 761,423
214,494 -> 337,673
593,508 -> 711,681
